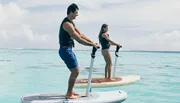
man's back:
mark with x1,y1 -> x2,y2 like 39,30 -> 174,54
59,17 -> 75,48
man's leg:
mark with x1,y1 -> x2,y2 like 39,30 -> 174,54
59,48 -> 79,99
66,68 -> 79,99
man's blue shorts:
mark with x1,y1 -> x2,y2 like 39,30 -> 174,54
59,47 -> 78,69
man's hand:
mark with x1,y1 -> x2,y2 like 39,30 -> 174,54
93,43 -> 100,49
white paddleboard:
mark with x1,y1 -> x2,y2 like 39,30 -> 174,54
21,90 -> 127,103
75,75 -> 140,88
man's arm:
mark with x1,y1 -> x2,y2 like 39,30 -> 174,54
75,27 -> 93,43
63,22 -> 96,47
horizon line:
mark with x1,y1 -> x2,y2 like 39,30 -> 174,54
0,48 -> 180,52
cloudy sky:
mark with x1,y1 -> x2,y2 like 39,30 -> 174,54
0,0 -> 180,51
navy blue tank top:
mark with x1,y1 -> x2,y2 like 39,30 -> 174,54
99,34 -> 110,50
59,17 -> 75,48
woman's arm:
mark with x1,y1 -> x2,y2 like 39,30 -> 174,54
102,33 -> 120,46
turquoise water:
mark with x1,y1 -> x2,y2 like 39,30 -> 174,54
0,48 -> 180,103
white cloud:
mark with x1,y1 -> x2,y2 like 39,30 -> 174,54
120,30 -> 180,51
15,0 -> 137,9
15,0 -> 73,8
76,0 -> 180,30
0,2 -> 26,24
0,0 -> 180,51
0,2 -> 58,49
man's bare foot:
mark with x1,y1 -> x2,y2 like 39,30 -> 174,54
72,91 -> 80,96
65,93 -> 78,99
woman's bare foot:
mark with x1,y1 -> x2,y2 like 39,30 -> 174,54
72,91 -> 80,96
107,78 -> 116,81
65,93 -> 78,99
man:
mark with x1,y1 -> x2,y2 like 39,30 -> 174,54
58,3 -> 100,99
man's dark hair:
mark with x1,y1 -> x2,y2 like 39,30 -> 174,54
67,3 -> 79,15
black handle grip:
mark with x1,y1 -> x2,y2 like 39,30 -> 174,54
91,47 -> 98,58
115,45 -> 122,57
115,45 -> 122,52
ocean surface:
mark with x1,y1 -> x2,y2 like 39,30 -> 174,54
0,48 -> 180,103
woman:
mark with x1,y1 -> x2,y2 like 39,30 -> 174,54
98,24 -> 121,80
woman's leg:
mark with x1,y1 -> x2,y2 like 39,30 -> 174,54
102,49 -> 112,79
105,64 -> 108,78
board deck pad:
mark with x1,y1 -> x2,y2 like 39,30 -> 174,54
21,91 -> 127,103
74,75 -> 140,88
76,77 -> 122,83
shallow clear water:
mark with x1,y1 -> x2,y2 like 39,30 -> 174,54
0,48 -> 180,103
